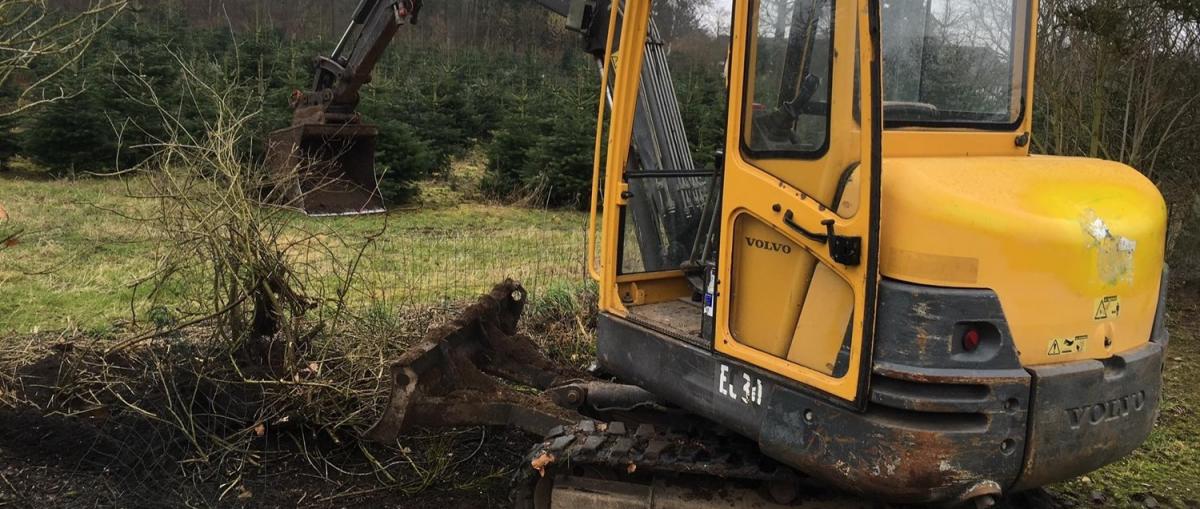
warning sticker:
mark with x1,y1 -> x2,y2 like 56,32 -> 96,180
1094,295 -> 1121,321
1048,335 -> 1088,356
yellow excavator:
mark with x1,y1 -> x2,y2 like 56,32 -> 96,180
268,0 -> 1169,506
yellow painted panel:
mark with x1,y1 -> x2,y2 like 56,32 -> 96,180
787,263 -> 853,375
617,277 -> 692,307
836,166 -> 861,218
879,156 -> 1167,365
885,248 -> 979,286
729,214 -> 817,357
882,130 -> 1028,158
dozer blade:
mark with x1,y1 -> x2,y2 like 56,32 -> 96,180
264,123 -> 385,216
366,280 -> 582,443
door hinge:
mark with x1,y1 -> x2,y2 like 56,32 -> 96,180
617,183 -> 631,205
826,223 -> 862,266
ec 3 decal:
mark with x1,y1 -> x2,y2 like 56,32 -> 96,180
718,364 -> 764,406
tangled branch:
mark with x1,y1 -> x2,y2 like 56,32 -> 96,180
0,0 -> 128,117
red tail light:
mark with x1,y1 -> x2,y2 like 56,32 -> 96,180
962,328 -> 982,352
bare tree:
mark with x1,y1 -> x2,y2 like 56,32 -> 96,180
1035,0 -> 1200,279
0,0 -> 127,118
0,0 -> 125,251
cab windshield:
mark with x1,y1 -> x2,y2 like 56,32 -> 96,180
881,0 -> 1029,127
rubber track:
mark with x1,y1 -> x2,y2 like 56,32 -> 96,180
511,418 -> 797,507
511,420 -> 1069,508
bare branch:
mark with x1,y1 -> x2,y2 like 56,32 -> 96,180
0,0 -> 128,117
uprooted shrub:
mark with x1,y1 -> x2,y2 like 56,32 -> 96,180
115,55 -> 331,366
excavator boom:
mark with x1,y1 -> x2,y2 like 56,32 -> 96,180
265,0 -> 419,216
297,0 -> 415,124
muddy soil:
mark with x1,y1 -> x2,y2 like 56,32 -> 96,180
0,404 -> 531,508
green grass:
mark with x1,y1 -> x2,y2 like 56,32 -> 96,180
0,175 -> 589,333
1,176 -> 159,333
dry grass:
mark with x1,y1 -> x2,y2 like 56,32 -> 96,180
0,176 -> 162,333
0,175 -> 589,334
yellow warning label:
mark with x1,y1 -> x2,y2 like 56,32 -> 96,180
1094,295 -> 1121,321
1048,335 -> 1088,356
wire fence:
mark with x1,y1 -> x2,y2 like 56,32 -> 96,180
289,221 -> 592,317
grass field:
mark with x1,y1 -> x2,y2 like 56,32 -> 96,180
0,174 -> 590,334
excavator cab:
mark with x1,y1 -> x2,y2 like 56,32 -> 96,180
587,0 -> 1167,503
590,0 -> 881,401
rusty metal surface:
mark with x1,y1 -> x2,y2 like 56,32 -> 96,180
596,313 -> 1026,505
548,476 -> 874,509
873,280 -> 1023,372
366,280 -> 582,442
546,381 -> 664,412
527,419 -> 796,482
592,272 -> 1171,505
516,419 -> 884,509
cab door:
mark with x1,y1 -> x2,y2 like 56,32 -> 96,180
716,0 -> 881,404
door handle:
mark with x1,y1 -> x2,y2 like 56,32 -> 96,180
782,210 -> 829,243
781,209 -> 862,266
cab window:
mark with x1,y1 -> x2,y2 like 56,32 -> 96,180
742,0 -> 834,157
881,0 -> 1030,127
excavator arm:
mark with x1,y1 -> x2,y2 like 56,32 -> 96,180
265,0 -> 423,216
292,0 -> 421,125
268,0 -> 713,277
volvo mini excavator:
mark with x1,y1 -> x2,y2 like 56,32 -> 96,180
271,0 -> 1171,507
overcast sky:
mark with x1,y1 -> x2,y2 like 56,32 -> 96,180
695,0 -> 735,35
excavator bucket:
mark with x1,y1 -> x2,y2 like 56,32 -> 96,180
365,281 -> 847,508
366,280 -> 582,443
265,123 -> 385,216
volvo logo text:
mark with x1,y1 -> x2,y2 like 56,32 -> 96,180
745,237 -> 792,254
1066,390 -> 1146,429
